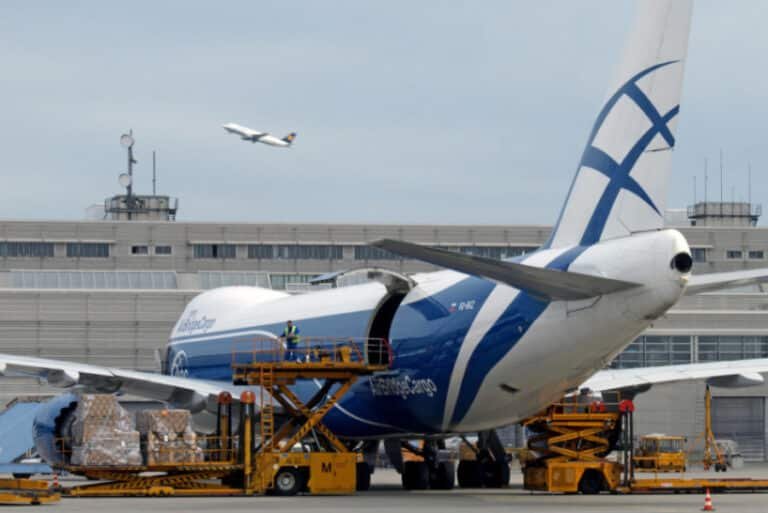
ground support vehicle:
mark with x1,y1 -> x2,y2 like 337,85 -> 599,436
55,338 -> 389,497
0,478 -> 60,504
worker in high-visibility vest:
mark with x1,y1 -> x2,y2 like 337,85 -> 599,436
281,320 -> 300,361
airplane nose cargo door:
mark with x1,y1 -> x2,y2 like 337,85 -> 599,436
364,270 -> 414,365
368,291 -> 407,365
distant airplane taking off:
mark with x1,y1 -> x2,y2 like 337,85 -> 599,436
222,122 -> 297,147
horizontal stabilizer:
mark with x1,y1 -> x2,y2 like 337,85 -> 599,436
685,268 -> 768,295
372,239 -> 641,300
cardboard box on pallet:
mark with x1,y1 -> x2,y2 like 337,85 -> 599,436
137,409 -> 204,464
69,394 -> 142,466
136,409 -> 191,434
71,432 -> 142,466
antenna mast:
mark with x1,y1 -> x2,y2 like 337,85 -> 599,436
153,150 -> 157,195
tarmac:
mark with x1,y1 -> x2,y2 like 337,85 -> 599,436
26,465 -> 768,513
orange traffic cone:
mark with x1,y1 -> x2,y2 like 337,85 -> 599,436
702,488 -> 715,511
52,473 -> 59,490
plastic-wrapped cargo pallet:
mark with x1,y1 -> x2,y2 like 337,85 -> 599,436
70,395 -> 142,466
136,409 -> 204,465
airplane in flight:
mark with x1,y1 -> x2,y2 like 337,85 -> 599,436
5,0 -> 768,493
222,122 -> 297,147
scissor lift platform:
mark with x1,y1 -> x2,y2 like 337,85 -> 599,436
232,337 -> 391,495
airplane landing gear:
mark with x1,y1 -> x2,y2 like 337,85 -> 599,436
400,440 -> 455,490
457,430 -> 511,488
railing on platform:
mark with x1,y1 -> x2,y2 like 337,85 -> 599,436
230,336 -> 392,369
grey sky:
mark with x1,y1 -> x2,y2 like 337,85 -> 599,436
0,1 -> 764,225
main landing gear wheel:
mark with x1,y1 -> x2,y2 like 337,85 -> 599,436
481,460 -> 510,488
429,461 -> 455,490
356,462 -> 372,491
457,459 -> 510,488
402,461 -> 430,490
457,460 -> 483,488
273,467 -> 304,496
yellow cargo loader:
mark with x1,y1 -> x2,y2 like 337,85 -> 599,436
633,435 -> 687,472
0,478 -> 60,505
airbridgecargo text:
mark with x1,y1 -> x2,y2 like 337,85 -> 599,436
177,310 -> 216,335
370,375 -> 438,399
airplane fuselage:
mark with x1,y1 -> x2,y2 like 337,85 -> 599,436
164,229 -> 690,438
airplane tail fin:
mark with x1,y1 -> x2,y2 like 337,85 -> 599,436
546,0 -> 693,249
282,132 -> 297,144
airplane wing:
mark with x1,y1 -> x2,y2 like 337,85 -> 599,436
372,239 -> 640,300
0,353 -> 258,413
222,123 -> 265,139
684,268 -> 768,295
582,358 -> 768,393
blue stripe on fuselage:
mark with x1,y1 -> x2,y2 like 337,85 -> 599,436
450,246 -> 588,425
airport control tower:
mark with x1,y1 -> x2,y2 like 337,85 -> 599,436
102,131 -> 178,221
687,201 -> 761,227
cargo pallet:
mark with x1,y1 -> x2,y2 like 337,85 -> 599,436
0,478 -> 60,504
55,337 -> 390,497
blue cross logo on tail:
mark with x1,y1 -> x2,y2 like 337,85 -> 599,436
579,60 -> 680,246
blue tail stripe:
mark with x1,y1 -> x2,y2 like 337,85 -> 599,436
624,83 -> 676,148
579,105 -> 677,245
544,60 -> 679,249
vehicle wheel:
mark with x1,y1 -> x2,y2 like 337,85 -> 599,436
402,461 -> 429,490
356,461 -> 372,491
273,467 -> 303,496
457,460 -> 483,488
578,470 -> 603,495
429,462 -> 455,490
12,473 -> 32,480
481,460 -> 510,488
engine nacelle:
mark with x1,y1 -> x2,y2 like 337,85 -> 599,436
33,393 -> 78,465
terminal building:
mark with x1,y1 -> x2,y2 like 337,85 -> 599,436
1,193 -> 768,460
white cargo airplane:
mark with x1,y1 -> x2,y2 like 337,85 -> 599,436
4,0 -> 768,493
222,122 -> 297,147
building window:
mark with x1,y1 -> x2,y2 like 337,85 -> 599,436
275,245 -> 342,260
354,246 -> 401,260
748,250 -> 765,260
699,336 -> 768,362
450,246 -> 537,260
11,270 -> 177,289
154,245 -> 172,255
610,335 -> 692,368
66,242 -> 109,258
247,244 -> 274,259
131,245 -> 149,255
691,248 -> 707,263
0,242 -> 54,258
726,250 -> 743,260
193,244 -> 236,259
199,271 -> 271,289
270,273 -> 318,290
